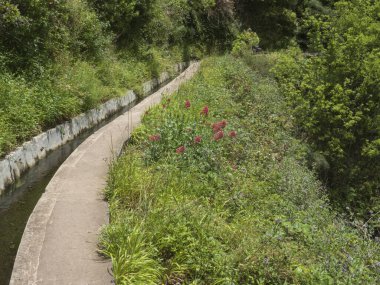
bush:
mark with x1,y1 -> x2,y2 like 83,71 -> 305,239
231,29 -> 260,56
235,0 -> 298,49
273,0 -> 380,225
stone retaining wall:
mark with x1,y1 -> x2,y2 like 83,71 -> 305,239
0,62 -> 188,194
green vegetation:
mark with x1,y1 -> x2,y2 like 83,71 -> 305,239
1,0 -> 379,282
235,0 -> 338,49
231,29 -> 260,56
273,0 -> 380,228
101,56 -> 380,284
0,0 -> 237,157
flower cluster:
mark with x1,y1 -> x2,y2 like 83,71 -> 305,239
201,106 -> 209,116
148,100 -> 237,155
194,136 -> 202,143
214,130 -> 224,141
229,130 -> 237,138
212,120 -> 227,133
176,145 -> 186,154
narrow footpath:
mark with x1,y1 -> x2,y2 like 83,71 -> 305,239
10,62 -> 200,285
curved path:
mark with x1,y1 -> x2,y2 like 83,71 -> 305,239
10,62 -> 200,285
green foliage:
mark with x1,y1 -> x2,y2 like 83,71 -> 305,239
89,0 -> 237,51
102,56 -> 380,284
0,0 -> 111,72
236,0 -> 298,49
231,29 -> 260,56
273,0 -> 380,225
234,0 -> 339,49
89,0 -> 154,46
0,0 -> 239,158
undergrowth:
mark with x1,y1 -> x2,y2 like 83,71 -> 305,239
101,56 -> 380,284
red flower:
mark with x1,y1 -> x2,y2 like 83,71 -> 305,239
229,130 -> 237,138
214,130 -> 224,141
211,120 -> 228,133
194,136 -> 202,143
167,98 -> 171,103
149,134 -> 161,142
212,122 -> 223,133
185,100 -> 191,109
212,123 -> 221,133
176,145 -> 186,154
201,106 -> 209,116
162,104 -> 167,109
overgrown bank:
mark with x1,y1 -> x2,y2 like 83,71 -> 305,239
0,49 -> 184,158
101,56 -> 380,284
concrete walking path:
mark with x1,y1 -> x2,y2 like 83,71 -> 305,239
10,62 -> 200,285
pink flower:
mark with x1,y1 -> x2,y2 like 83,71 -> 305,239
194,136 -> 202,143
185,100 -> 191,109
176,145 -> 186,154
229,130 -> 237,138
214,130 -> 224,141
149,134 -> 161,142
201,106 -> 209,116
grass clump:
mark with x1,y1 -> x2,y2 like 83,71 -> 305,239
101,55 -> 380,284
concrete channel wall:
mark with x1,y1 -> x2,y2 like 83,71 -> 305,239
0,62 -> 188,194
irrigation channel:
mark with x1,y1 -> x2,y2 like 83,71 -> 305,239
0,89 -> 153,284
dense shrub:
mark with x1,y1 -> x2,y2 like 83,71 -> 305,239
101,56 -> 380,284
231,29 -> 260,56
90,0 -> 237,51
0,0 -> 110,72
273,0 -> 380,227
